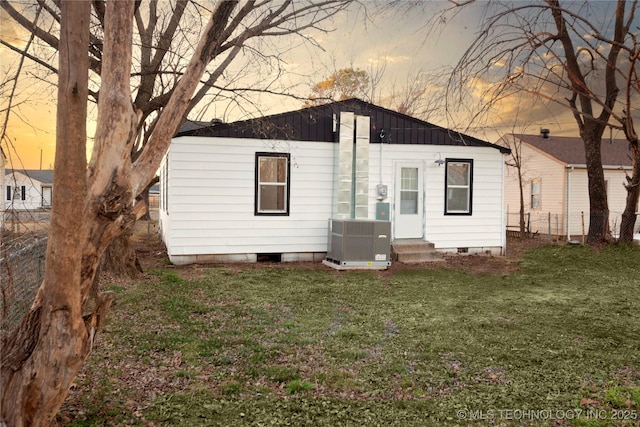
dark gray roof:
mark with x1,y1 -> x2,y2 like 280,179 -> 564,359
510,134 -> 631,166
178,99 -> 510,154
6,169 -> 54,184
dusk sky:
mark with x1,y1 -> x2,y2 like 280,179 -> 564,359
0,1 -> 629,170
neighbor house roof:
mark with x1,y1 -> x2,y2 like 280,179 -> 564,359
178,98 -> 510,154
508,134 -> 632,167
5,169 -> 54,184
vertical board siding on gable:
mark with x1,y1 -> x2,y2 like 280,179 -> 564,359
167,137 -> 335,256
368,144 -> 505,249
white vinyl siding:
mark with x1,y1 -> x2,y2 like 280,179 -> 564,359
161,135 -> 508,263
161,137 -> 335,261
501,138 -> 566,236
368,144 -> 506,252
3,173 -> 48,210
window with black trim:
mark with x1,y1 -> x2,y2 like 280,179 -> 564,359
8,185 -> 26,201
445,159 -> 473,215
255,152 -> 290,215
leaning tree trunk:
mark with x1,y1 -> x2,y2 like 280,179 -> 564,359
583,129 -> 609,244
619,138 -> 640,242
100,177 -> 158,278
100,228 -> 143,278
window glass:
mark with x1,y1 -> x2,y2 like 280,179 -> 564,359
256,153 -> 289,215
447,163 -> 469,186
531,178 -> 541,209
445,160 -> 473,214
400,167 -> 418,214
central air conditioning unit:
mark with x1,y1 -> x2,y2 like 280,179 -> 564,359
323,219 -> 391,269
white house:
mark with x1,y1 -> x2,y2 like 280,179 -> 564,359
159,99 -> 510,265
499,133 -> 633,239
4,169 -> 54,211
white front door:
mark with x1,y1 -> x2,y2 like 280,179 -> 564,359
42,187 -> 52,207
394,162 -> 424,239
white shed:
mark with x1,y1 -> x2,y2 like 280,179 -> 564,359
159,99 -> 510,265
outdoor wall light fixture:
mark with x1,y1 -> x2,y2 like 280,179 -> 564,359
434,153 -> 445,166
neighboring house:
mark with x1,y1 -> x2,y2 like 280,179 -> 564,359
4,169 -> 54,211
499,133 -> 633,239
159,99 -> 510,265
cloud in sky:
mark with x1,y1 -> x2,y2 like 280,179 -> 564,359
2,1 -> 636,169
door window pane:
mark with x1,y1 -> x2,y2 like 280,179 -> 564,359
400,167 -> 418,214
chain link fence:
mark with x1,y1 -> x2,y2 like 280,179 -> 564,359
506,209 -> 640,241
1,210 -> 50,343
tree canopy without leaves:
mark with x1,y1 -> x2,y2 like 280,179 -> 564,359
3,0 -> 364,277
304,67 -> 371,106
0,1 -> 355,425
440,0 -> 638,243
305,66 -> 444,122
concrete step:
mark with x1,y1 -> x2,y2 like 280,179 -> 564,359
392,239 -> 442,264
395,250 -> 443,263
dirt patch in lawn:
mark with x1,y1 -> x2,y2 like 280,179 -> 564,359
133,228 -> 555,278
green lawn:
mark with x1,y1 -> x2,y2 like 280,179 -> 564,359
63,243 -> 640,426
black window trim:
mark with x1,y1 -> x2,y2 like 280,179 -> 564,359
444,158 -> 473,216
255,151 -> 291,216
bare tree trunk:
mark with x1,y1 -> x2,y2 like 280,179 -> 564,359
619,142 -> 640,243
100,229 -> 142,278
100,177 -> 159,278
0,2 -> 97,425
517,165 -> 526,238
138,187 -> 152,220
583,129 -> 609,244
618,44 -> 640,243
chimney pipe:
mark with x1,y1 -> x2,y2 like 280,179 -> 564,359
540,128 -> 550,139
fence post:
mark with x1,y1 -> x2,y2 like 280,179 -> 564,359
527,212 -> 531,237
